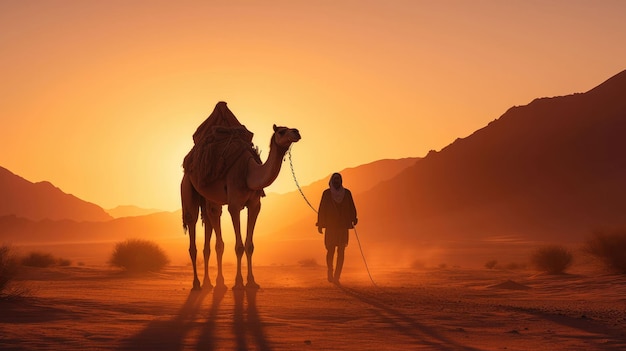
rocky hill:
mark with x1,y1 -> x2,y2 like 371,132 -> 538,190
0,166 -> 112,222
351,70 -> 626,259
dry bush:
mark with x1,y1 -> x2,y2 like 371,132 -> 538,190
531,245 -> 573,274
504,262 -> 527,270
21,251 -> 57,268
583,230 -> 626,274
57,258 -> 72,267
484,259 -> 498,269
109,239 -> 169,273
1,245 -> 21,297
21,251 -> 72,268
298,258 -> 319,267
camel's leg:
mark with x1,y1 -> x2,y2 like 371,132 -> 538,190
228,204 -> 245,290
200,203 -> 213,290
187,223 -> 201,291
245,199 -> 261,289
181,176 -> 202,291
206,202 -> 226,289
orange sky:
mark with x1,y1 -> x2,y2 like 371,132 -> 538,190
1,1 -> 625,211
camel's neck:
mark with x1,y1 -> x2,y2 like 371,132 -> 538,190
246,138 -> 289,191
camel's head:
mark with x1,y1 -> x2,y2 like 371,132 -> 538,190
272,124 -> 301,149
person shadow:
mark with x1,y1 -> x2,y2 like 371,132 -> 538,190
122,286 -> 270,350
195,284 -> 228,350
339,285 -> 480,351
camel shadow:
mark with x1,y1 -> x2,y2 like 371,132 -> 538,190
122,286 -> 270,350
232,287 -> 271,351
121,289 -> 210,350
197,286 -> 270,350
196,285 -> 228,350
339,286 -> 480,351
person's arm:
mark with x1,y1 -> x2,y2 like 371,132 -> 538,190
347,190 -> 357,226
317,190 -> 329,233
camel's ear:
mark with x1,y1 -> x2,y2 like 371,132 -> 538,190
273,124 -> 277,132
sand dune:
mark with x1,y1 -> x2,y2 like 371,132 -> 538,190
1,264 -> 625,350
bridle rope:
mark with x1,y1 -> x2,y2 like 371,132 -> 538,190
287,145 -> 318,214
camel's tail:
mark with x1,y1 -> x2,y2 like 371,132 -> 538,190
181,183 -> 204,236
182,210 -> 189,235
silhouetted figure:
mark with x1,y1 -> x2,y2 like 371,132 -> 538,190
317,173 -> 358,284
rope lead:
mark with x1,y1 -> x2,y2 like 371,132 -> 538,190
287,145 -> 318,214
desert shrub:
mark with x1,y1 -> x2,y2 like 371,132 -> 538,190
531,245 -> 573,274
0,245 -> 20,295
583,230 -> 626,274
21,251 -> 57,268
109,239 -> 169,273
57,258 -> 72,267
504,262 -> 527,270
298,258 -> 318,267
485,259 -> 498,269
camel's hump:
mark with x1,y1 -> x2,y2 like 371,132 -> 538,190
193,101 -> 253,144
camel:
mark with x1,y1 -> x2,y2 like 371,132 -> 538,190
181,111 -> 301,290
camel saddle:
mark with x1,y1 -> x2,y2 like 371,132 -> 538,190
183,102 -> 262,186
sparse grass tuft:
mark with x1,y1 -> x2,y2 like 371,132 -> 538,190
504,262 -> 527,270
298,258 -> 319,267
57,258 -> 72,267
484,260 -> 498,269
531,245 -> 573,274
583,230 -> 626,274
21,251 -> 57,268
109,239 -> 169,273
0,245 -> 21,297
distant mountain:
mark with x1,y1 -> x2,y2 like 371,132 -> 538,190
106,205 -> 165,218
0,166 -> 112,222
354,69 -> 626,252
0,210 -> 181,244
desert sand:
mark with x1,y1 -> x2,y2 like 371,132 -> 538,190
1,261 -> 625,351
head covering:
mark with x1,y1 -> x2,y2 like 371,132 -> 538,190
329,172 -> 346,203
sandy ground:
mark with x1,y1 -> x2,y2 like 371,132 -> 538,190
1,263 -> 625,351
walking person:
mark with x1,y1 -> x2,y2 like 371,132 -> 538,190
316,172 -> 358,284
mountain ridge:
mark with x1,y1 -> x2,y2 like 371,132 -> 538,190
354,69 -> 626,249
106,205 -> 165,218
0,166 -> 113,222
